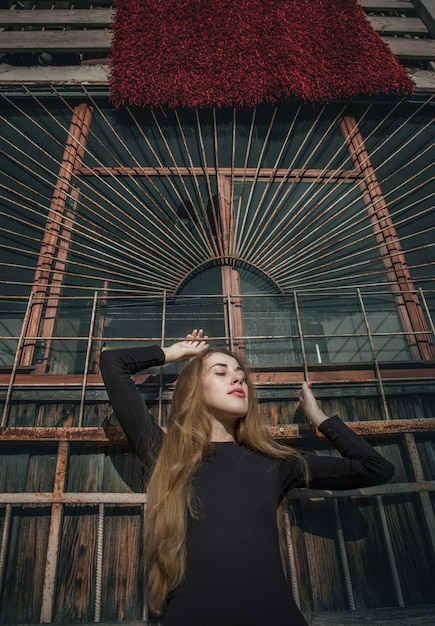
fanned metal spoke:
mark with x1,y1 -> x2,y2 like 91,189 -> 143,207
0,91 -> 433,297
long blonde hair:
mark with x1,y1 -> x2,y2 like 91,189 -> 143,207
144,348 -> 307,614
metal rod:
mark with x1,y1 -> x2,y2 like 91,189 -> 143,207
419,287 -> 435,340
94,503 -> 105,623
0,504 -> 12,599
293,292 -> 309,382
357,289 -> 390,420
376,495 -> 405,607
158,290 -> 167,428
0,479 -> 433,505
237,107 -> 278,256
78,291 -> 98,427
226,292 -> 234,351
232,108 -> 256,254
283,510 -> 301,610
404,433 -> 435,557
333,498 -> 356,610
0,291 -> 34,428
174,109 -> 216,255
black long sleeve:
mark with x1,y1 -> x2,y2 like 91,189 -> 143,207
99,345 -> 165,472
279,415 -> 394,492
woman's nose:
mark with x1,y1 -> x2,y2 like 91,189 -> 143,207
231,371 -> 243,384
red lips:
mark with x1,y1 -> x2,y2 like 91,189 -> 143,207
229,389 -> 245,397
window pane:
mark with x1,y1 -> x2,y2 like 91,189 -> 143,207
0,299 -> 27,367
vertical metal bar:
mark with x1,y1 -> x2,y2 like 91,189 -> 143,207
78,291 -> 98,427
0,292 -> 34,428
40,440 -> 69,623
226,292 -> 234,351
284,511 -> 301,610
0,504 -> 12,597
195,108 -> 222,258
173,110 -> 215,255
333,499 -> 356,610
237,107 -> 278,257
94,503 -> 105,623
142,502 -> 148,622
293,292 -> 309,382
357,289 -> 390,420
232,108 -> 256,254
404,433 -> 435,557
376,495 -> 405,607
419,288 -> 435,340
158,291 -> 167,428
229,108 -> 236,257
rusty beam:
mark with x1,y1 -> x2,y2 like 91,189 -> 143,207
0,480 -> 434,505
1,419 -> 434,444
340,116 -> 435,361
75,166 -> 361,181
21,103 -> 94,367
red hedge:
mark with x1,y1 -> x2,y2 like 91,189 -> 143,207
110,0 -> 414,108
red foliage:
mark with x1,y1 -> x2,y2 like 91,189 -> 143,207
110,0 -> 414,109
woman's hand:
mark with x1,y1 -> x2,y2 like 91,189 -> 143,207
298,381 -> 329,427
162,329 -> 209,363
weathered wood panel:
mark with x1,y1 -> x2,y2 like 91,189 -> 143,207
0,392 -> 433,623
359,0 -> 414,10
290,498 -> 349,613
53,505 -> 98,623
338,497 -> 397,609
382,36 -> 435,59
0,9 -> 113,26
384,494 -> 435,604
0,505 -> 51,623
0,30 -> 112,53
368,16 -> 428,33
101,506 -> 144,622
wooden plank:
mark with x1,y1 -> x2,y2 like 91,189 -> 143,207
368,16 -> 428,33
0,9 -> 113,26
0,62 -> 432,92
411,67 -> 435,90
382,36 -> 435,59
0,63 -> 110,84
359,1 -> 414,10
0,30 -> 112,53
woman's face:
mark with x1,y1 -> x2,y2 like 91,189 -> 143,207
201,352 -> 249,422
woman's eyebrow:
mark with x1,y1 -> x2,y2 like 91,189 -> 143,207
209,363 -> 243,371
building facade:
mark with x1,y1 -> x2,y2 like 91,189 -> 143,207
0,2 -> 434,624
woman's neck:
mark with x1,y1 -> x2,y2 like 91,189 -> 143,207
210,417 -> 236,442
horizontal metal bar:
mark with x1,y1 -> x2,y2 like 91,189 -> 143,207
0,492 -> 147,504
75,166 -> 362,181
1,480 -> 434,504
288,480 -> 435,498
1,419 -> 434,444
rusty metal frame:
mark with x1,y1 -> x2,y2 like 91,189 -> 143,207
20,102 -> 94,368
340,115 -> 435,361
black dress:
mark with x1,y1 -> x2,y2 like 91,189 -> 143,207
100,346 -> 394,626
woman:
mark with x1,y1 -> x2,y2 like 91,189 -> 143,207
100,329 -> 394,626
